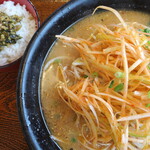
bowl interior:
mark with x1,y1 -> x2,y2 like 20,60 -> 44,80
17,0 -> 150,149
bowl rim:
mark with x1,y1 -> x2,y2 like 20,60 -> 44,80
17,0 -> 150,149
0,0 -> 40,70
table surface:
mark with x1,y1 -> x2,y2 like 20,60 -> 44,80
0,0 -> 68,149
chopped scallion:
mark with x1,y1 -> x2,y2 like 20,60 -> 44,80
147,41 -> 150,45
146,103 -> 150,107
54,114 -> 61,119
144,28 -> 150,34
69,27 -> 75,31
114,72 -> 124,78
54,59 -> 61,64
114,83 -> 124,92
92,72 -> 99,77
148,91 -> 150,98
145,45 -> 149,49
147,63 -> 150,70
138,29 -> 144,32
129,132 -> 147,138
83,75 -> 88,78
109,80 -> 114,88
71,137 -> 77,143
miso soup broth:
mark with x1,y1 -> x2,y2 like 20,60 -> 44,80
41,10 -> 150,150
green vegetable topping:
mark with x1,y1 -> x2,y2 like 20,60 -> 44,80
147,41 -> 150,45
69,27 -> 75,31
83,75 -> 88,78
54,59 -> 61,64
143,28 -> 150,34
129,132 -> 147,138
109,80 -> 114,88
148,91 -> 150,98
114,72 -> 124,78
147,63 -> 150,70
0,12 -> 22,50
145,45 -> 149,49
54,114 -> 61,119
146,103 -> 150,107
138,29 -> 144,32
144,41 -> 150,50
71,137 -> 77,143
92,72 -> 99,77
114,83 -> 124,92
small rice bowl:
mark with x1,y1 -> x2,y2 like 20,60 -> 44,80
0,1 -> 37,66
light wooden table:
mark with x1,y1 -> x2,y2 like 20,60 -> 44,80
0,0 -> 68,149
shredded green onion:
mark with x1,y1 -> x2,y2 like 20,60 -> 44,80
54,114 -> 61,119
129,132 -> 147,138
114,83 -> 124,92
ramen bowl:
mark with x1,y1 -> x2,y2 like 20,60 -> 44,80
0,0 -> 40,72
17,0 -> 150,149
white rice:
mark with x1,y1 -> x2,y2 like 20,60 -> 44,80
0,1 -> 37,66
